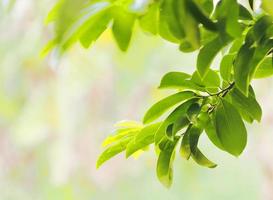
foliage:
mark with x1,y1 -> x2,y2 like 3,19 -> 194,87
46,0 -> 273,187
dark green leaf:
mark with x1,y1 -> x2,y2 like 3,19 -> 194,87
155,98 -> 199,144
220,54 -> 235,81
230,87 -> 262,122
157,137 -> 179,188
197,36 -> 229,77
215,99 -> 247,156
191,69 -> 220,90
185,0 -> 217,31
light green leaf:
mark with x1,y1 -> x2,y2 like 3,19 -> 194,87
112,7 -> 136,51
254,57 -> 273,79
139,2 -> 159,35
79,9 -> 113,48
215,99 -> 247,156
126,122 -> 162,157
161,0 -> 184,39
159,72 -> 204,91
97,137 -> 132,168
102,128 -> 140,147
143,91 -> 196,124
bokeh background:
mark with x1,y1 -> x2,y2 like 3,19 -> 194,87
1,0 -> 273,199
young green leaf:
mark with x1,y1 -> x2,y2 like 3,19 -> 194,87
102,128 -> 140,147
143,91 -> 196,124
126,122 -> 162,157
215,99 -> 247,156
97,137 -> 132,168
79,8 -> 113,48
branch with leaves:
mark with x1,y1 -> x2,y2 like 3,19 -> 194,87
45,0 -> 273,187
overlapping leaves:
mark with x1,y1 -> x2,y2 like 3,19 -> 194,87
45,0 -> 273,188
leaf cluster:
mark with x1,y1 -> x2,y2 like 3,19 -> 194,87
45,0 -> 273,187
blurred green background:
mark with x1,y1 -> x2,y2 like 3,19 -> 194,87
1,0 -> 273,199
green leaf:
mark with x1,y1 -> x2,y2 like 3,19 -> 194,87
235,37 -> 273,95
262,0 -> 273,16
254,57 -> 273,79
197,36 -> 229,77
248,0 -> 254,10
155,98 -> 199,144
157,137 -> 179,188
180,126 -> 192,159
214,0 -> 242,38
204,114 -> 225,150
114,120 -> 142,129
191,148 -> 217,168
102,128 -> 140,147
181,125 -> 217,168
215,99 -> 247,156
230,87 -> 262,122
220,54 -> 235,81
79,8 -> 113,48
159,72 -> 205,91
97,137 -> 132,168
239,4 -> 253,20
126,122 -> 162,157
112,7 -> 136,51
143,91 -> 196,124
234,42 -> 255,96
185,0 -> 217,31
174,0 -> 201,51
161,0 -> 184,39
225,0 -> 242,38
253,16 -> 273,43
158,1 -> 181,43
191,69 -> 220,90
172,117 -> 190,136
139,2 -> 159,35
